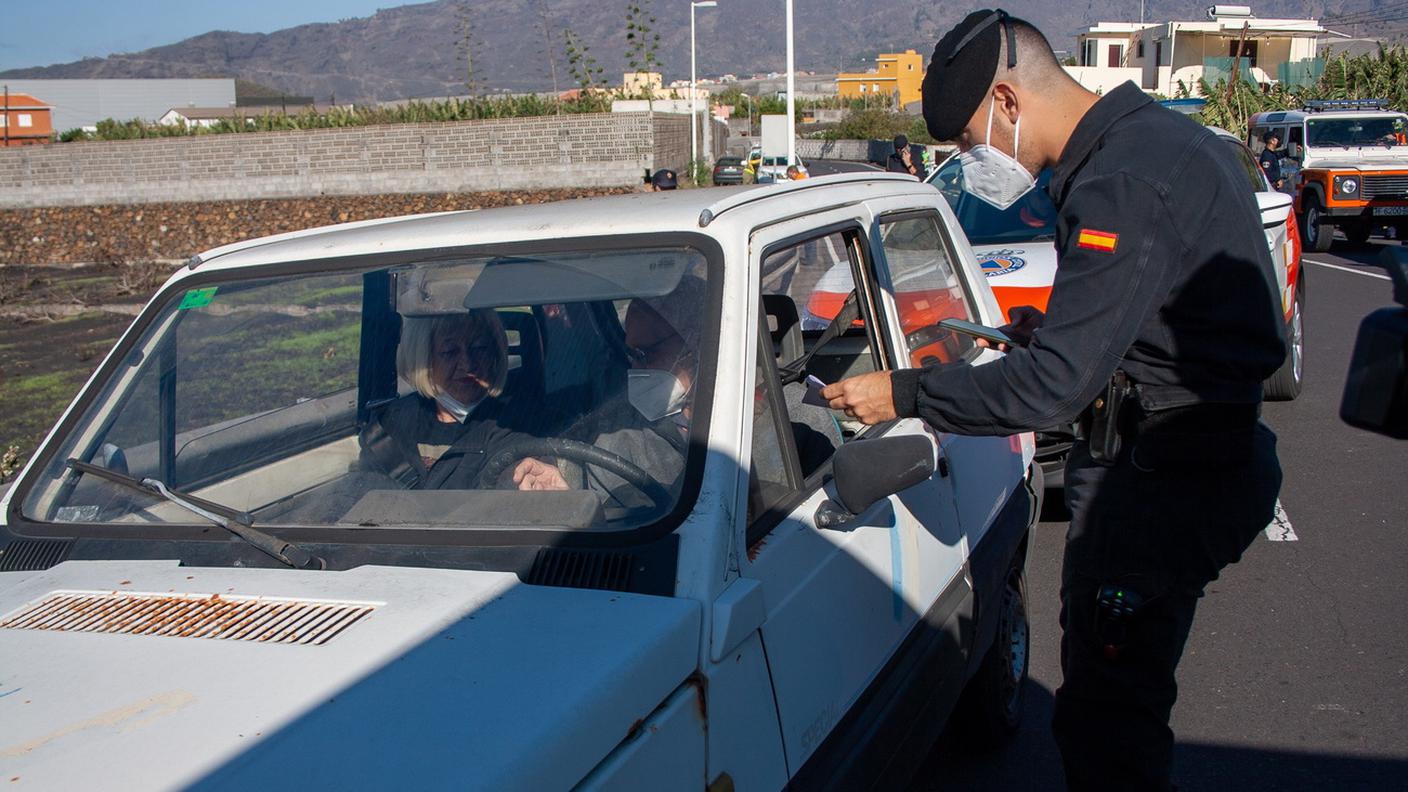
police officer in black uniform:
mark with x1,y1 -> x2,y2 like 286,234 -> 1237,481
822,10 -> 1285,790
1259,130 -> 1291,190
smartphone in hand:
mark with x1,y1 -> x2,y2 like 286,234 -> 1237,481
938,317 -> 1014,347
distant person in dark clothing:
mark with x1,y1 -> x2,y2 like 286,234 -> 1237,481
650,168 -> 678,190
1259,131 -> 1292,191
886,134 -> 922,178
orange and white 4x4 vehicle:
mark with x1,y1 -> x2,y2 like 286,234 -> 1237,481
1249,100 -> 1408,252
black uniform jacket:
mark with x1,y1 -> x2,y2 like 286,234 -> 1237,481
1258,147 -> 1287,183
891,82 -> 1287,434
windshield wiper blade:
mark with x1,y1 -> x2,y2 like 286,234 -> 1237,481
65,458 -> 325,570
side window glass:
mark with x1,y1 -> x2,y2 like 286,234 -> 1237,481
878,212 -> 978,368
759,230 -> 880,475
748,343 -> 796,524
1289,125 -> 1304,147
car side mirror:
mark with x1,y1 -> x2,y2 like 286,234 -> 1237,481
1340,247 -> 1408,439
815,435 -> 935,528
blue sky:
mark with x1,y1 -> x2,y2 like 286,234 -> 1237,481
0,1 -> 400,71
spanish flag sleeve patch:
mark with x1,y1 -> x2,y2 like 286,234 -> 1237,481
1076,229 -> 1119,253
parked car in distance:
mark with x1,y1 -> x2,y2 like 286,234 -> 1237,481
712,156 -> 746,185
756,152 -> 804,183
1,173 -> 1041,790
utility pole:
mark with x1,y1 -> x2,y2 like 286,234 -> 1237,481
785,0 -> 796,168
3,85 -> 9,148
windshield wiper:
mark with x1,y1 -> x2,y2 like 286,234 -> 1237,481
65,458 -> 325,570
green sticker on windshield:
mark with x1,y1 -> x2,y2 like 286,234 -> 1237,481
178,287 -> 219,310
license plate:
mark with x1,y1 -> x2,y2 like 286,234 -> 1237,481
1373,206 -> 1408,216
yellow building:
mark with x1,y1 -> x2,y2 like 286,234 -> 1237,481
836,50 -> 925,106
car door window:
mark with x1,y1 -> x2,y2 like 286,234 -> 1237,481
877,211 -> 979,367
760,228 -> 886,383
750,227 -> 887,534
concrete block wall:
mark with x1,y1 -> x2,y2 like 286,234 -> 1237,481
0,112 -> 678,208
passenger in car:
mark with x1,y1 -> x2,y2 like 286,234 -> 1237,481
564,277 -> 836,509
360,309 -> 568,491
563,280 -> 704,508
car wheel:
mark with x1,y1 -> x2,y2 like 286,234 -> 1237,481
1264,283 -> 1304,401
949,561 -> 1029,750
1302,201 -> 1335,253
1345,223 -> 1373,247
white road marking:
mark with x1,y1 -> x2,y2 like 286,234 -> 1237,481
1265,499 -> 1298,542
1303,258 -> 1392,281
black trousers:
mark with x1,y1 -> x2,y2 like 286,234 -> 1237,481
1052,421 -> 1281,791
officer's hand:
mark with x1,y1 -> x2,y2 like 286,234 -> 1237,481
821,371 -> 897,425
977,305 -> 1044,352
513,457 -> 568,491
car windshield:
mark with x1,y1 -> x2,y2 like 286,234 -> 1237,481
1306,115 -> 1407,148
928,155 -> 1057,245
19,244 -> 715,539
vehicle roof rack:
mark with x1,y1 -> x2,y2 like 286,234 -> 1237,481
1303,99 -> 1391,113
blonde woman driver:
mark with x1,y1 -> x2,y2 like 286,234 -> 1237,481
361,309 -> 567,491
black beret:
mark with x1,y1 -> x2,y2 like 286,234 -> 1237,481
894,134 -> 909,150
922,9 -> 1018,141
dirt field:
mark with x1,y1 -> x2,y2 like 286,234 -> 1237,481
0,263 -> 156,478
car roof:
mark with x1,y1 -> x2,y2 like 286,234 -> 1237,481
188,172 -> 927,274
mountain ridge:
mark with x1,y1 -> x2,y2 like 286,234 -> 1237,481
0,1 -> 1377,103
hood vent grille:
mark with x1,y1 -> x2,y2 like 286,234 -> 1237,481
526,549 -> 634,592
0,591 -> 375,645
0,540 -> 72,572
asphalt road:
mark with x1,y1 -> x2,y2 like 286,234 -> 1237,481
912,238 -> 1408,791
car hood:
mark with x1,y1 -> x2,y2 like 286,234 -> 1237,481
0,560 -> 701,791
971,241 -> 1059,316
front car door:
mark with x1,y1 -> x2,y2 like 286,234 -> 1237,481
742,208 -> 971,786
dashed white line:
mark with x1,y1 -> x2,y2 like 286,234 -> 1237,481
1303,258 -> 1392,281
1264,499 -> 1298,542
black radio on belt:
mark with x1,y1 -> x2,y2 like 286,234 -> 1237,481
1086,370 -> 1133,466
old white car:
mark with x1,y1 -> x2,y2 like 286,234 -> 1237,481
0,173 -> 1039,790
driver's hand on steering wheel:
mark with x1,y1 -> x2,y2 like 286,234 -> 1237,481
512,457 -> 569,491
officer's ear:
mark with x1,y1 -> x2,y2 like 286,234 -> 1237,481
991,82 -> 1021,124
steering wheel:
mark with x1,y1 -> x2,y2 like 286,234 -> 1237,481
477,438 -> 673,512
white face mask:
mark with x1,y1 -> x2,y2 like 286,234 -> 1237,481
434,391 -> 479,423
627,369 -> 688,423
960,97 -> 1036,210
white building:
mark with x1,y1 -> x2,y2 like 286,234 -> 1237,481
1064,6 -> 1325,96
0,79 -> 236,132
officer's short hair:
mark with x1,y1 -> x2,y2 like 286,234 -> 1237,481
397,309 -> 508,400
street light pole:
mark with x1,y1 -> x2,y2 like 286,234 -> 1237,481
690,1 -> 718,173
785,0 -> 796,167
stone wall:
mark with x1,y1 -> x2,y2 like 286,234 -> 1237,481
0,112 -> 708,209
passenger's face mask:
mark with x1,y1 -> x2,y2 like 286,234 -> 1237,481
434,391 -> 479,423
960,96 -> 1036,210
627,369 -> 688,423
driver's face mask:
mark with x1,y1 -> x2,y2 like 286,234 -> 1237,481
627,369 -> 688,423
434,391 -> 479,423
960,96 -> 1036,210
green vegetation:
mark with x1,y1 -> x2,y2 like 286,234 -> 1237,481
1188,46 -> 1408,134
59,93 -> 620,142
814,109 -> 935,144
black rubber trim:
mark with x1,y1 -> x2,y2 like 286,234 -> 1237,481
788,483 -> 1035,791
